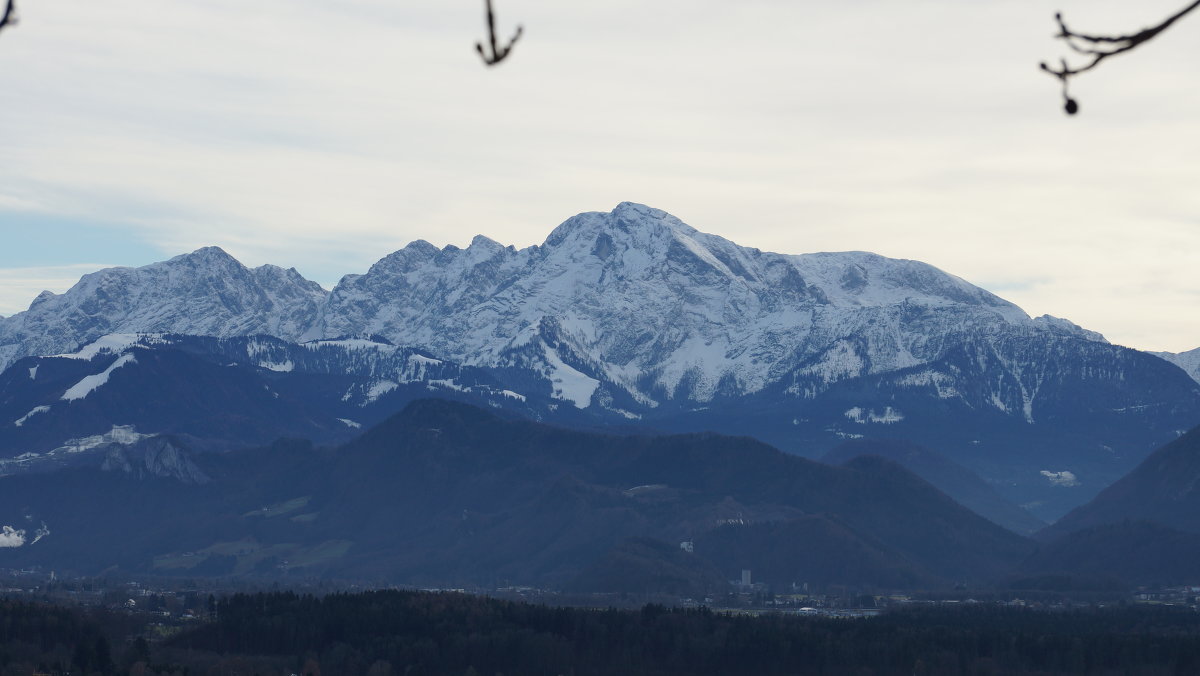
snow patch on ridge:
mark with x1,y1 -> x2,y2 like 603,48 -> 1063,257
989,392 -> 1010,413
428,378 -> 467,393
672,230 -> 736,278
62,353 -> 137,401
30,523 -> 49,545
54,334 -> 160,360
1041,470 -> 1079,487
363,380 -> 398,404
60,425 -> 147,453
844,406 -> 904,425
543,344 -> 599,409
789,341 -> 866,397
14,406 -> 50,427
0,526 -> 25,548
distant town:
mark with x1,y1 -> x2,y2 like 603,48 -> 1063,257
4,567 -> 1198,631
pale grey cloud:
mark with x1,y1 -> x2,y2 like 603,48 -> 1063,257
0,0 -> 1197,350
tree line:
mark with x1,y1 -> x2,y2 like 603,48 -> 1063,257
7,589 -> 1200,675
174,590 -> 1200,676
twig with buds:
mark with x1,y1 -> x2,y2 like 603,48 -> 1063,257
1041,1 -> 1200,115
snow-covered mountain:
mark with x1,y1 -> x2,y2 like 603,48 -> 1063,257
0,247 -> 325,370
1,203 -> 1102,403
312,202 -> 1105,410
1,203 -> 1197,520
1153,347 -> 1200,384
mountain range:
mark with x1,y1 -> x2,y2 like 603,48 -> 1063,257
0,399 -> 1036,589
1,203 -> 1198,523
5,398 -> 1200,590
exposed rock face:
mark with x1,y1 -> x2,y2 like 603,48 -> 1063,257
102,436 -> 210,485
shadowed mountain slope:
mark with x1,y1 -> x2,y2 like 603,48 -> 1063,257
0,399 -> 1034,589
1044,426 -> 1200,539
1021,521 -> 1200,587
824,439 -> 1045,535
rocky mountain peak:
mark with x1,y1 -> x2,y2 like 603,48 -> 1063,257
173,245 -> 240,266
468,234 -> 505,253
364,239 -> 443,276
542,202 -> 725,270
29,290 -> 57,308
0,246 -> 328,370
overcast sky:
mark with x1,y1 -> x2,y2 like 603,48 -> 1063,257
0,0 -> 1197,352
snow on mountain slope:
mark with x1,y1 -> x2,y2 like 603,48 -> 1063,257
314,202 -> 1101,406
1153,347 -> 1200,384
0,247 -> 327,370
0,331 -> 576,458
61,352 -> 137,401
0,203 -> 1113,412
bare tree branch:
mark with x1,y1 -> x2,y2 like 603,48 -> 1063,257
0,0 -> 18,35
1041,1 -> 1200,115
475,0 -> 522,67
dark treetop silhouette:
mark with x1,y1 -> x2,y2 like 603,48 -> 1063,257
476,0 -> 522,66
2,0 -> 1192,117
1042,1 -> 1200,115
0,0 -> 16,35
